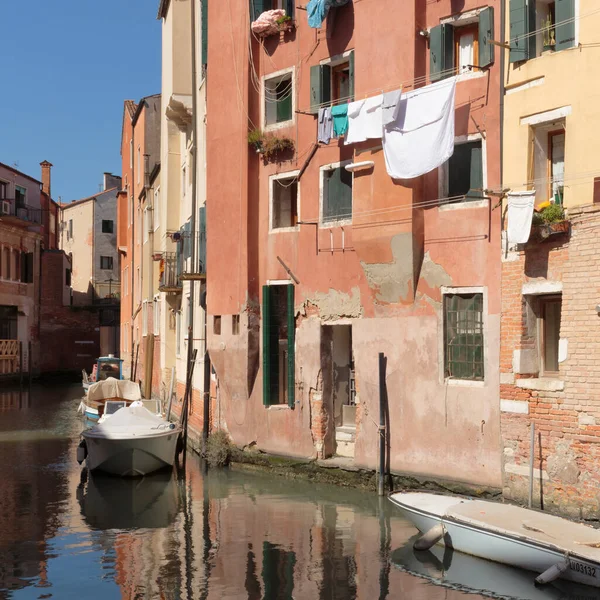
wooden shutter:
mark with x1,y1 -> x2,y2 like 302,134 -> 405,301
509,0 -> 530,63
430,24 -> 454,82
310,64 -> 331,114
468,143 -> 483,198
286,284 -> 295,409
324,167 -> 352,222
555,0 -> 575,52
201,0 -> 208,65
348,50 -> 355,101
276,80 -> 292,122
262,285 -> 271,406
478,7 -> 495,68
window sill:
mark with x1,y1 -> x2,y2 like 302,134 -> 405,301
516,378 -> 564,392
270,226 -> 300,234
264,119 -> 294,133
320,219 -> 352,229
445,378 -> 485,388
267,404 -> 291,410
456,69 -> 487,83
439,198 -> 489,212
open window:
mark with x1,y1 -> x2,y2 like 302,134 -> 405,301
321,163 -> 352,224
251,0 -> 295,21
310,51 -> 354,113
529,120 -> 565,205
271,173 -> 299,231
430,7 -> 494,81
441,139 -> 484,202
264,70 -> 293,128
262,283 -> 295,408
510,0 -> 576,63
539,295 -> 561,376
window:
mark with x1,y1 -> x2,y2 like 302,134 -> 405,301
154,187 -> 160,231
262,284 -> 295,407
143,207 -> 150,244
510,0 -> 575,62
123,266 -> 129,296
176,310 -> 182,355
530,120 -> 565,205
65,269 -> 72,286
232,314 -> 240,335
430,8 -> 494,81
13,250 -> 20,281
142,301 -> 148,337
67,219 -> 73,240
321,163 -> 352,224
444,292 -> 484,381
102,219 -> 114,234
15,185 -> 26,208
446,140 -> 484,200
213,315 -> 222,335
3,247 -> 10,280
153,296 -> 160,336
20,252 -> 33,284
0,181 -> 7,199
264,70 -> 293,127
455,24 -> 478,73
251,0 -> 294,20
539,295 -> 562,375
130,140 -> 133,169
310,51 -> 355,112
130,195 -> 134,226
100,256 -> 113,270
137,147 -> 141,184
271,174 -> 299,230
0,306 -> 18,339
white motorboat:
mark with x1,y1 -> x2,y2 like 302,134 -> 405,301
79,377 -> 142,422
389,491 -> 600,589
79,403 -> 181,477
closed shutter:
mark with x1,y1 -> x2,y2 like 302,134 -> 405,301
286,284 -> 295,409
430,24 -> 454,82
478,7 -> 495,68
555,0 -> 575,52
201,0 -> 208,65
310,64 -> 331,114
198,206 -> 206,274
348,50 -> 355,101
324,167 -> 353,222
509,0 -> 530,63
468,143 -> 483,198
276,80 -> 292,122
262,285 -> 271,406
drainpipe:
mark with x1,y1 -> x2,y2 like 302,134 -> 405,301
500,0 -> 505,200
130,126 -> 136,378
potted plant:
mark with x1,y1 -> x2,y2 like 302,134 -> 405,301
532,202 -> 569,240
248,128 -> 264,154
247,129 -> 295,161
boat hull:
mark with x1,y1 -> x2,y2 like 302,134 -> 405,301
83,429 -> 180,477
390,493 -> 600,589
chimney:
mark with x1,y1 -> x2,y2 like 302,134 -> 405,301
103,172 -> 122,192
40,160 -> 53,197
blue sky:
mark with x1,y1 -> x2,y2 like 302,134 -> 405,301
0,1 -> 161,202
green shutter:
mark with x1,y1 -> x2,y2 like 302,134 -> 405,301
555,0 -> 575,52
262,285 -> 271,406
285,0 -> 294,18
478,7 -> 495,68
348,50 -> 355,101
201,0 -> 208,65
468,143 -> 483,198
310,64 -> 331,114
430,24 -> 454,82
509,0 -> 530,63
323,167 -> 352,222
276,80 -> 292,122
287,284 -> 295,409
250,0 -> 268,21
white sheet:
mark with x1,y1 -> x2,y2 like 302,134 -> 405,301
87,377 -> 142,402
507,191 -> 535,244
345,94 -> 383,144
382,78 -> 456,180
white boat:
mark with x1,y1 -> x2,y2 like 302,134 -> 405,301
390,492 -> 600,589
80,403 -> 181,477
79,377 -> 142,422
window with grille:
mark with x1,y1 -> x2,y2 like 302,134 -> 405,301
444,293 -> 484,380
264,70 -> 293,127
321,164 -> 352,224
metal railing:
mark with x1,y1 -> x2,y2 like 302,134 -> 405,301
158,252 -> 182,292
0,198 -> 42,225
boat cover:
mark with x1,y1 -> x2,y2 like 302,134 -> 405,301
447,500 -> 600,563
86,405 -> 177,440
87,377 -> 142,402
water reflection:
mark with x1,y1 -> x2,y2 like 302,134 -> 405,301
0,384 -> 594,599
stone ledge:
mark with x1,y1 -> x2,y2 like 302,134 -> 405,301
501,399 -> 529,414
516,378 -> 564,392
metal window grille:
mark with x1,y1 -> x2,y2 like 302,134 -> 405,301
444,293 -> 484,380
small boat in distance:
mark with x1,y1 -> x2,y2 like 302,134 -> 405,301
79,377 -> 142,422
82,355 -> 124,395
79,403 -> 181,477
389,491 -> 600,589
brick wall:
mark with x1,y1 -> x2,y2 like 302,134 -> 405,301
501,206 -> 600,517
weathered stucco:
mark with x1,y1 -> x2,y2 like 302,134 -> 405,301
298,287 -> 363,321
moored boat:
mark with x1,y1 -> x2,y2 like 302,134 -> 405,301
82,355 -> 124,395
79,403 -> 181,477
79,377 -> 142,422
389,491 -> 600,589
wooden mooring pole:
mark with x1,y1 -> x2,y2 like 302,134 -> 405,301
378,352 -> 386,497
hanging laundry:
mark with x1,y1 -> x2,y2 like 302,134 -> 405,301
251,9 -> 287,37
318,107 -> 333,144
307,0 -> 351,29
381,89 -> 402,127
382,77 -> 456,180
507,191 -> 536,244
331,103 -> 349,137
345,94 -> 383,144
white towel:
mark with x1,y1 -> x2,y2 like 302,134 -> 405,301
507,191 -> 536,244
381,89 -> 402,126
382,78 -> 456,180
345,94 -> 383,144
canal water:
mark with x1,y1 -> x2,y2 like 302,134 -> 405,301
0,384 -> 594,600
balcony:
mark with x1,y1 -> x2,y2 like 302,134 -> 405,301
158,252 -> 182,293
93,280 -> 121,305
0,198 -> 42,226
